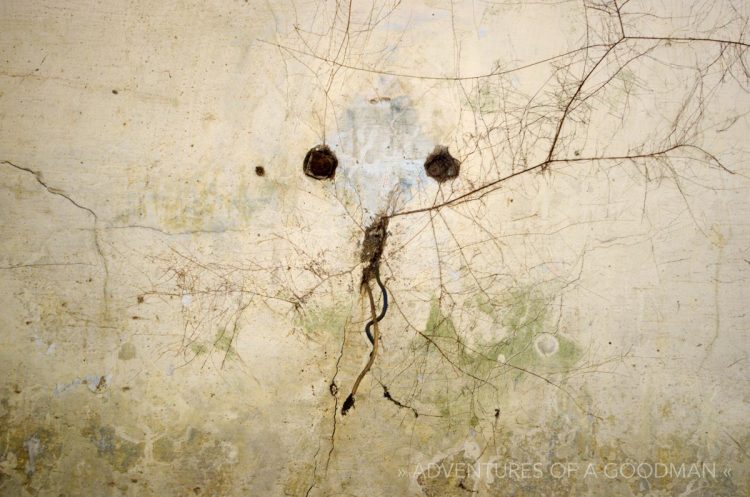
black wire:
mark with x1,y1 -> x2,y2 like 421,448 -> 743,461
364,268 -> 388,344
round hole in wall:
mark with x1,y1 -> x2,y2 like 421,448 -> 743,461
303,144 -> 338,180
424,145 -> 460,182
255,166 -> 265,177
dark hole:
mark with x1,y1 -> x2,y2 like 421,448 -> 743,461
112,89 -> 118,95
255,166 -> 265,177
424,145 -> 460,182
303,144 -> 338,180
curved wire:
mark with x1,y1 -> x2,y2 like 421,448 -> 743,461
364,268 -> 388,344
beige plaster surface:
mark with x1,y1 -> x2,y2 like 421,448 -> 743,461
1,1 -> 749,495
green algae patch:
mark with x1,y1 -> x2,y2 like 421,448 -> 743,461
213,329 -> 238,357
190,342 -> 208,356
424,288 -> 581,380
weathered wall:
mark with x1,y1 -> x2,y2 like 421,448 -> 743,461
1,1 -> 749,496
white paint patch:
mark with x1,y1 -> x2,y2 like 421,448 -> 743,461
332,95 -> 434,220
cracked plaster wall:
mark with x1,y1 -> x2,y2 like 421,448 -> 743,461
1,1 -> 749,496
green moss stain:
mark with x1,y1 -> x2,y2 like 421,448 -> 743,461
116,168 -> 285,233
424,288 -> 581,380
494,290 -> 581,373
190,342 -> 208,356
213,329 -> 237,358
185,328 -> 239,361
